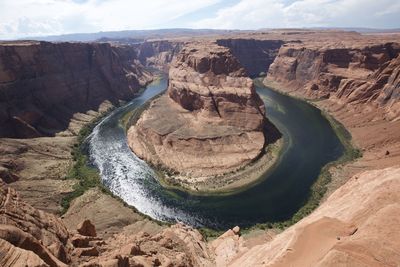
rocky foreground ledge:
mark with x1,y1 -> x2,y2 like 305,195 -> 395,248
2,166 -> 400,266
127,42 -> 278,191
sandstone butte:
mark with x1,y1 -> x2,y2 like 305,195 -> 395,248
127,42 -> 267,179
1,30 -> 400,267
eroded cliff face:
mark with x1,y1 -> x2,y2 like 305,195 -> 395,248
128,42 -> 266,178
0,41 -> 152,138
266,42 -> 400,119
2,31 -> 400,267
132,40 -> 183,71
217,38 -> 284,77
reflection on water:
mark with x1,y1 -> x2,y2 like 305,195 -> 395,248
88,77 -> 344,229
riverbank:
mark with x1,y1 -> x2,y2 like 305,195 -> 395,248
157,137 -> 285,196
123,89 -> 285,196
115,76 -> 352,230
198,79 -> 363,237
61,83 -> 158,213
58,77 -> 173,237
261,79 -> 364,208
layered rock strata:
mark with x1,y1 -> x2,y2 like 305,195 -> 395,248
266,42 -> 400,119
0,181 -> 72,266
128,42 -> 267,178
217,39 -> 284,77
132,40 -> 183,71
226,167 -> 400,267
0,41 -> 152,138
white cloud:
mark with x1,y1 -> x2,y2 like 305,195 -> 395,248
376,1 -> 400,16
0,0 -> 399,39
0,0 -> 220,39
192,0 -> 400,29
193,0 -> 285,29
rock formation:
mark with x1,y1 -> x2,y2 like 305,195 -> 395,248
0,181 -> 214,266
2,30 -> 400,267
266,41 -> 400,119
0,181 -> 72,266
217,39 -> 284,77
0,41 -> 152,138
128,42 -> 266,178
226,167 -> 400,267
3,165 -> 400,266
132,40 -> 183,71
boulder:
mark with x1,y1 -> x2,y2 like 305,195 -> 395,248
77,220 -> 97,237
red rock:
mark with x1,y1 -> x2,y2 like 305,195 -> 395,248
216,38 -> 284,77
0,181 -> 71,265
77,220 -> 97,237
75,247 -> 99,257
265,41 -> 400,118
0,41 -> 153,138
132,40 -> 183,71
128,42 -> 266,179
71,234 -> 99,248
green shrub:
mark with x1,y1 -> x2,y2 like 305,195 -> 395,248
61,110 -> 113,214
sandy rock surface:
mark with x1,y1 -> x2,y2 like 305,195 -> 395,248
227,167 -> 400,267
128,42 -> 267,178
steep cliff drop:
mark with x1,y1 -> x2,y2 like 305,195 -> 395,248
264,37 -> 400,173
0,41 -> 153,138
216,38 -> 284,77
2,30 -> 400,267
0,40 -> 154,214
132,40 -> 183,71
127,42 -> 275,191
265,41 -> 400,119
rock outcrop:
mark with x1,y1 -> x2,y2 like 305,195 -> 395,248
0,181 -> 214,267
128,42 -> 266,178
0,41 -> 153,138
0,181 -> 72,266
83,223 -> 213,267
226,167 -> 400,267
2,164 -> 400,267
266,41 -> 400,119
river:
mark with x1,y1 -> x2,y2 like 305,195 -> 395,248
88,77 -> 344,229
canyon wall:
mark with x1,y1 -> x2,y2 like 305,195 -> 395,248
132,40 -> 183,71
128,42 -> 267,178
2,31 -> 400,267
266,41 -> 400,119
217,38 -> 284,77
0,41 -> 152,138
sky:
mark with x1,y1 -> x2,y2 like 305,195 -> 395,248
0,0 -> 399,39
